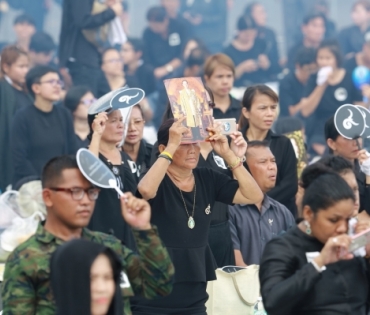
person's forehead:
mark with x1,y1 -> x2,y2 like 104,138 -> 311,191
247,146 -> 273,158
59,168 -> 91,187
41,72 -> 59,80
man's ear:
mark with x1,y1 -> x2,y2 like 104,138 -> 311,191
42,189 -> 53,208
31,82 -> 41,96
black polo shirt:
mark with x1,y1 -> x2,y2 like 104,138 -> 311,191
338,25 -> 370,57
142,19 -> 187,69
212,95 -> 241,121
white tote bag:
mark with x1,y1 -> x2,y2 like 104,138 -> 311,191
206,265 -> 260,315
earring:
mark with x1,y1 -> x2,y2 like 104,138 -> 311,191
303,220 -> 311,235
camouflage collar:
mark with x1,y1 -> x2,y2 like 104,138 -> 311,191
36,221 -> 95,245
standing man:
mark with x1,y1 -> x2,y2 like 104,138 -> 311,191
1,155 -> 174,314
59,0 -> 123,96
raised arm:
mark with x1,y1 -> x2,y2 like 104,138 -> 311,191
88,112 -> 108,157
138,117 -> 188,200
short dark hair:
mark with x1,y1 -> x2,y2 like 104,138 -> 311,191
324,116 -> 340,141
41,155 -> 79,188
64,86 -> 92,113
126,38 -> 144,52
247,140 -> 270,150
318,155 -> 354,174
26,65 -> 59,98
13,14 -> 35,26
237,16 -> 256,31
317,39 -> 343,67
294,47 -> 316,66
302,173 -> 355,214
302,12 -> 325,25
29,32 -> 56,53
186,47 -> 208,68
147,6 -> 167,22
157,118 -> 175,147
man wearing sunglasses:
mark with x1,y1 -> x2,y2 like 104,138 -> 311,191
11,65 -> 78,187
1,155 -> 174,314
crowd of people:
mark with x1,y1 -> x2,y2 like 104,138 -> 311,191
2,0 -> 370,314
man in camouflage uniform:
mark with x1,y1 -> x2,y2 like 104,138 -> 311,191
1,155 -> 174,314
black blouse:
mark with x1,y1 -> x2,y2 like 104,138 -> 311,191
146,167 -> 239,283
260,227 -> 369,315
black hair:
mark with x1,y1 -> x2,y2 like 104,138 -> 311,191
64,86 -> 92,114
237,16 -> 257,31
157,118 -> 175,147
324,116 -> 340,154
317,155 -> 354,175
302,173 -> 355,213
247,140 -> 270,149
182,38 -> 210,58
26,65 -> 59,98
186,47 -> 208,68
300,163 -> 334,189
274,117 -> 303,135
161,103 -> 175,125
317,39 -> 343,67
294,47 -> 316,66
13,14 -> 35,26
146,6 -> 167,22
239,84 -> 278,129
29,32 -> 56,53
244,2 -> 261,21
126,38 -> 144,52
302,12 -> 325,25
41,155 -> 79,188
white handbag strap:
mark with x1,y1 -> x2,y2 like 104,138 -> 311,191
231,273 -> 257,306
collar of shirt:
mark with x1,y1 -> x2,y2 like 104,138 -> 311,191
242,126 -> 277,142
239,195 -> 272,215
36,221 -> 94,245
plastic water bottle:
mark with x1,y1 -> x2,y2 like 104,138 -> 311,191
254,297 -> 267,315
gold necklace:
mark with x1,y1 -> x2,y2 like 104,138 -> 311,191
178,183 -> 197,229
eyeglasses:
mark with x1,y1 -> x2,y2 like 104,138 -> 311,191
49,187 -> 100,201
80,98 -> 97,106
128,119 -> 144,127
39,79 -> 64,87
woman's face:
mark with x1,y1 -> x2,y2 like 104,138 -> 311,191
183,40 -> 199,60
205,65 -> 234,98
238,29 -> 257,44
121,42 -> 136,65
340,171 -> 360,215
328,136 -> 361,161
172,143 -> 200,170
305,199 -> 355,244
352,4 -> 369,26
252,4 -> 267,26
3,54 -> 29,84
316,47 -> 337,69
125,106 -> 145,146
242,93 -> 278,131
90,254 -> 115,315
102,110 -> 124,144
101,49 -> 124,77
74,91 -> 95,121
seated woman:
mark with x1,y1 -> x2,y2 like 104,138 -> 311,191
51,239 -> 123,315
240,84 -> 298,216
64,86 -> 96,148
300,39 -> 363,156
121,105 -> 153,183
260,168 -> 370,314
133,118 -> 263,314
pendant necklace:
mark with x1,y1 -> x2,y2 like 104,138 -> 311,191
179,183 -> 197,229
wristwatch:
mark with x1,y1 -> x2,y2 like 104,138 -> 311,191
165,64 -> 174,73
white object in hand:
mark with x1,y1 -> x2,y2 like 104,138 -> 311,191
316,66 -> 333,86
108,179 -> 125,197
360,151 -> 370,176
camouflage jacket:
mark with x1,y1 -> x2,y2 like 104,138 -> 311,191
1,223 -> 174,315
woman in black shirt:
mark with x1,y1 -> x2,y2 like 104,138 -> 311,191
301,40 -> 363,156
260,167 -> 370,315
121,105 -> 152,183
240,84 -> 298,216
133,118 -> 263,314
88,110 -> 137,250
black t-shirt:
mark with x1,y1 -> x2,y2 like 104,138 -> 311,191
212,95 -> 242,121
124,140 -> 153,184
12,86 -> 33,112
303,70 -> 363,146
338,25 -> 370,57
11,105 -> 78,185
143,19 -> 186,69
124,63 -> 156,96
144,167 -> 239,282
278,71 -> 305,117
223,39 -> 274,86
88,151 -> 137,250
